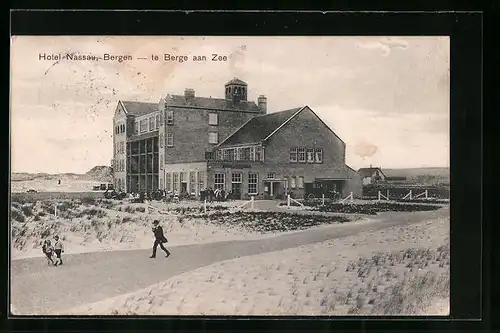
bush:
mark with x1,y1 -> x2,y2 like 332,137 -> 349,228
11,208 -> 25,222
21,204 -> 33,216
81,196 -> 96,206
185,211 -> 352,233
315,202 -> 444,215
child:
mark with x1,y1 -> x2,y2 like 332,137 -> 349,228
41,239 -> 55,266
53,235 -> 64,266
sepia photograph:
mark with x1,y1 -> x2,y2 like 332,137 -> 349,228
10,36 -> 450,316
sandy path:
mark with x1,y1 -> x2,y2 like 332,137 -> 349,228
11,207 -> 448,315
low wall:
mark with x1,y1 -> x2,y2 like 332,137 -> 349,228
11,191 -> 105,202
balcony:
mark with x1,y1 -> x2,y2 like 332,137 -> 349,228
206,151 -> 263,169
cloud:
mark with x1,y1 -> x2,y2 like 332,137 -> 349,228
10,36 -> 449,173
357,38 -> 409,56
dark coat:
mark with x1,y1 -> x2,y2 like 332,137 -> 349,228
152,225 -> 168,243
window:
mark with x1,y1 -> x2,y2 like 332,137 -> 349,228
209,113 -> 218,125
159,112 -> 164,126
236,147 -> 242,160
223,149 -> 234,161
214,173 -> 225,190
290,177 -> 297,189
173,173 -> 179,192
298,176 -> 304,189
248,173 -> 258,195
140,119 -> 148,133
167,133 -> 173,147
134,122 -> 138,134
298,148 -> 306,163
155,115 -> 160,129
267,172 -> 275,179
166,110 -> 174,125
232,172 -> 242,183
222,149 -> 233,161
121,124 -> 125,133
198,171 -> 205,191
289,147 -> 298,162
315,148 -> 323,163
255,147 -> 262,161
121,142 -> 125,154
284,176 -> 289,190
307,149 -> 315,163
180,172 -> 186,183
160,133 -> 164,148
242,147 -> 251,160
166,173 -> 171,192
216,150 -> 223,160
190,171 -> 196,194
149,117 -> 155,131
208,132 -> 218,144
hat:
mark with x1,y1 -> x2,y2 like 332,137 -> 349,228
153,220 -> 160,225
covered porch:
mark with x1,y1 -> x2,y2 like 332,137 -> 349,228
262,177 -> 287,199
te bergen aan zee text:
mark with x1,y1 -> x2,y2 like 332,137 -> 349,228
38,53 -> 228,63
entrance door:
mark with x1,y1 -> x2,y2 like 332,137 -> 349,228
231,183 -> 242,199
180,182 -> 187,194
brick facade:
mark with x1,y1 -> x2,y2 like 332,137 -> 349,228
112,78 -> 361,198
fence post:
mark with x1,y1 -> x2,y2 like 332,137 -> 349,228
322,193 -> 325,206
54,204 -> 57,218
287,194 -> 291,207
425,190 -> 428,199
251,196 -> 255,209
204,199 -> 207,213
386,190 -> 389,200
409,190 -> 412,200
350,192 -> 354,202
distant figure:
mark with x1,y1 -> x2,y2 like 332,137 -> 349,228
208,188 -> 214,202
53,235 -> 64,266
58,179 -> 61,185
42,239 -> 55,266
150,220 -> 171,259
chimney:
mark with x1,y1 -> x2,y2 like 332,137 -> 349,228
184,88 -> 195,100
258,95 -> 267,114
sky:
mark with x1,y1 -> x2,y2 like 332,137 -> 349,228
10,36 -> 449,174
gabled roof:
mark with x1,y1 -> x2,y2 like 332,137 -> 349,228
120,101 -> 159,117
165,95 -> 261,112
217,107 -> 304,147
358,167 -> 387,179
225,78 -> 247,86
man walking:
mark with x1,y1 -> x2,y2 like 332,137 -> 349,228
53,235 -> 64,266
150,220 -> 171,258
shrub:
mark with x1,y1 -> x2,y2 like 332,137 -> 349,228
184,211 -> 352,233
21,204 -> 33,216
315,202 -> 443,215
81,196 -> 96,206
11,208 -> 25,222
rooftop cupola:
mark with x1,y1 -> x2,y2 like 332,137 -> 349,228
224,77 -> 247,103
